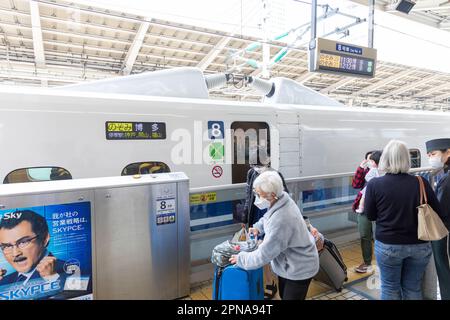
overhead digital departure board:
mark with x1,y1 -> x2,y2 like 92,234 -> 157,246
310,38 -> 377,78
106,121 -> 166,140
318,51 -> 374,77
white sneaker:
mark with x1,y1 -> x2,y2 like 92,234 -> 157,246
355,263 -> 373,273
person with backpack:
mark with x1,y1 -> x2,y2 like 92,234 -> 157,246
229,171 -> 319,300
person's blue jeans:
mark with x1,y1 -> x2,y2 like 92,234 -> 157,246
375,240 -> 431,300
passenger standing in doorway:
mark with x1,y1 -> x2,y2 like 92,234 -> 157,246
365,140 -> 446,300
425,138 -> 450,300
352,150 -> 382,274
229,171 -> 319,300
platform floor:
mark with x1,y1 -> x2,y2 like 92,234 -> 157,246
186,240 -> 380,300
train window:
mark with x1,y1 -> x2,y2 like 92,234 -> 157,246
121,162 -> 171,176
3,167 -> 72,184
409,149 -> 421,168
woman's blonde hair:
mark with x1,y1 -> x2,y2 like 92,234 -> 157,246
379,140 -> 411,174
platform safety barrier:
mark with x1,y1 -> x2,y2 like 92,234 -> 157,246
189,167 -> 437,281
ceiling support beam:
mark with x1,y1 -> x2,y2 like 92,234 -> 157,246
353,70 -> 414,95
391,0 -> 450,12
413,82 -> 450,97
320,77 -> 355,94
379,74 -> 441,98
433,92 -> 450,101
29,1 -> 45,68
122,21 -> 150,75
295,72 -> 316,83
348,0 -> 441,29
29,0 -> 47,86
197,36 -> 231,71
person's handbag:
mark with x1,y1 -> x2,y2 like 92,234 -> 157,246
417,176 -> 449,241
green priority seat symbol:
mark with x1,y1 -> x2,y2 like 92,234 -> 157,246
209,142 -> 224,160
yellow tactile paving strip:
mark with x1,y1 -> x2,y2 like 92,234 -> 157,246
187,240 -> 375,300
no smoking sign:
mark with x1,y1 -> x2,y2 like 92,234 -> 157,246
211,165 -> 223,178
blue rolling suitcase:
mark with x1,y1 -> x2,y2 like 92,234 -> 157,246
212,265 -> 264,300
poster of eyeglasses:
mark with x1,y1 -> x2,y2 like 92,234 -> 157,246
0,202 -> 92,300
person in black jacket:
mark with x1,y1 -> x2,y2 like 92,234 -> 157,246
425,138 -> 450,300
365,140 -> 447,300
242,146 -> 288,228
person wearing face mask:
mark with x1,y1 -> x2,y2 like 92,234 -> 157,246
425,138 -> 450,300
229,171 -> 319,300
356,153 -> 382,214
234,146 -> 290,300
352,150 -> 382,274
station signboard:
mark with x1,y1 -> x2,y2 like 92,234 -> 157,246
310,37 -> 377,78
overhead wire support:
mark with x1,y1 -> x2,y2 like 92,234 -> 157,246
227,2 -> 366,74
230,4 -> 338,57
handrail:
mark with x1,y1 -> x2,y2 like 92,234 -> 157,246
189,167 -> 437,194
409,167 -> 434,174
189,172 -> 355,194
188,166 -> 439,274
285,172 -> 354,184
190,182 -> 246,193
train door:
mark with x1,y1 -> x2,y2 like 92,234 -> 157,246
231,121 -> 270,183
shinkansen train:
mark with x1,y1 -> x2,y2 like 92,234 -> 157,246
0,67 -> 448,188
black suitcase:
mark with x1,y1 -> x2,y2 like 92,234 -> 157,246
314,239 -> 348,292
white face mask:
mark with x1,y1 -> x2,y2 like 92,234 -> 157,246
254,194 -> 271,210
429,156 -> 444,169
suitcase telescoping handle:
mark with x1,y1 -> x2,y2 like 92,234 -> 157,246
215,267 -> 223,300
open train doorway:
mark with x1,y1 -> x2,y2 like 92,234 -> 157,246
231,122 -> 270,184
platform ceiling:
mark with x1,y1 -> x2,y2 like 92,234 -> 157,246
0,0 -> 449,111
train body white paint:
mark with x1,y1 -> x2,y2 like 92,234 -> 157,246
0,68 -> 448,188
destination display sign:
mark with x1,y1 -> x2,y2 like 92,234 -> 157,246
318,51 -> 374,77
106,121 -> 166,140
310,37 -> 377,78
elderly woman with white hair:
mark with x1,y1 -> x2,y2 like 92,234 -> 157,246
365,140 -> 447,300
229,171 -> 319,300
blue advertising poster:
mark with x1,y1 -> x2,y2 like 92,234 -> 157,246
0,202 -> 92,300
